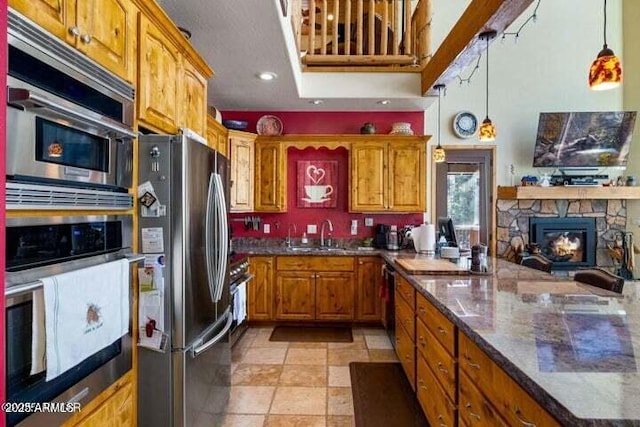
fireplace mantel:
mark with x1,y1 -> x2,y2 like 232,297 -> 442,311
498,186 -> 640,200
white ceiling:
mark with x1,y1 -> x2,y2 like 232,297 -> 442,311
156,0 -> 435,112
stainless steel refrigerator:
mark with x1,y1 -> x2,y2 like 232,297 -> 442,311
138,130 -> 231,426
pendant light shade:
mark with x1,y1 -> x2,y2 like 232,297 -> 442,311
433,84 -> 446,163
589,0 -> 622,90
479,31 -> 497,142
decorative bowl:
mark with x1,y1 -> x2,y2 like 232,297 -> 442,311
222,120 -> 248,130
389,122 -> 414,135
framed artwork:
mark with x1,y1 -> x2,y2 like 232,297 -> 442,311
280,0 -> 288,17
297,160 -> 337,208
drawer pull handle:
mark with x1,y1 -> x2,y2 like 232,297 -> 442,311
513,406 -> 536,427
464,353 -> 480,370
418,306 -> 426,313
437,414 -> 447,427
418,379 -> 427,390
437,326 -> 447,335
437,362 -> 448,375
418,336 -> 426,345
465,403 -> 481,420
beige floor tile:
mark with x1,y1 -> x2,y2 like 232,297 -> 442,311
328,366 -> 351,387
240,347 -> 288,365
356,327 -> 387,336
368,349 -> 399,362
227,386 -> 275,414
251,333 -> 290,349
326,415 -> 355,427
285,348 -> 327,365
289,341 -> 328,349
327,349 -> 370,366
279,365 -> 327,386
195,414 -> 266,427
265,415 -> 326,427
327,387 -> 354,416
327,335 -> 366,350
364,335 -> 393,350
232,364 -> 283,386
270,387 -> 327,415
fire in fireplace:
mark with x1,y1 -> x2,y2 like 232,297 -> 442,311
529,217 -> 597,270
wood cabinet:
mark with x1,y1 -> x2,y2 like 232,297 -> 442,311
10,0 -> 137,83
137,13 -> 181,133
248,256 -> 274,321
275,256 -> 355,321
350,139 -> 426,212
65,371 -> 134,426
395,274 -> 416,389
229,130 -> 256,212
355,256 -> 383,321
206,116 -> 229,157
180,59 -> 207,137
254,140 -> 287,212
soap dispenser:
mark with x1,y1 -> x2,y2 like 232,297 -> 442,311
301,232 -> 308,245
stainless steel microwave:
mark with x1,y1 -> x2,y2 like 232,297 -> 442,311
6,9 -> 136,190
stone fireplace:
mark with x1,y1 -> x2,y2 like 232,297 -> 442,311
529,217 -> 596,270
497,198 -> 627,271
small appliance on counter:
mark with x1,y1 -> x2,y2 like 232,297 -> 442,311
373,224 -> 390,249
387,225 -> 400,251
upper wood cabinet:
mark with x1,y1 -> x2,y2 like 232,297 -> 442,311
254,140 -> 287,212
137,13 -> 181,133
229,130 -> 256,213
180,59 -> 207,137
207,116 -> 229,157
10,0 -> 137,83
350,138 -> 426,212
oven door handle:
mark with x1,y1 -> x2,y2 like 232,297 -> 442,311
230,274 -> 254,294
8,87 -> 137,139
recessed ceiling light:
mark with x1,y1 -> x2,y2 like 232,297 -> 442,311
310,99 -> 323,105
257,72 -> 278,81
378,100 -> 391,105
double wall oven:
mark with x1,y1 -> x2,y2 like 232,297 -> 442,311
5,9 -> 137,427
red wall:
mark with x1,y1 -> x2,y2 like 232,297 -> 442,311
1,0 -> 8,419
225,111 -> 426,240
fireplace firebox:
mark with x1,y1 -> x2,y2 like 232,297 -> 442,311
530,217 -> 596,270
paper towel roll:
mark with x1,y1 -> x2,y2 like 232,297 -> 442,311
425,224 -> 436,253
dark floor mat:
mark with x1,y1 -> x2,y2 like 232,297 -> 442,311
268,325 -> 353,342
350,362 -> 429,427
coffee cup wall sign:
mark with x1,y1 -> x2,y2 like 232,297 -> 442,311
297,160 -> 338,208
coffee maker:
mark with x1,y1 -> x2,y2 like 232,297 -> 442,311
373,224 -> 390,248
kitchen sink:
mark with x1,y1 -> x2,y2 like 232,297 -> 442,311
285,246 -> 346,253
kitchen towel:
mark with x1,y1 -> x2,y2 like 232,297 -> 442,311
42,259 -> 130,381
30,288 -> 46,375
233,281 -> 247,324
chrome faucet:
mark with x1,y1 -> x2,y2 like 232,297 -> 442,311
286,223 -> 297,248
320,219 -> 334,247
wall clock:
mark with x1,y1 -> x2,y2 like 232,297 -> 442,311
453,111 -> 478,139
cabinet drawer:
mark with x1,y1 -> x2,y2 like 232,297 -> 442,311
395,274 -> 415,309
417,292 -> 455,356
458,332 -> 497,396
416,354 -> 456,427
277,256 -> 354,271
394,320 -> 415,390
416,319 -> 456,401
395,289 -> 415,338
459,370 -> 509,427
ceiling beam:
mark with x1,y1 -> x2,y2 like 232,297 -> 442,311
421,0 -> 534,96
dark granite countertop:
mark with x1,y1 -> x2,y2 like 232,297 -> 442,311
383,252 -> 640,426
234,245 -> 386,256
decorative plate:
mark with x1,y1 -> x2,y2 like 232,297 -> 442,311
256,115 -> 283,135
453,111 -> 478,139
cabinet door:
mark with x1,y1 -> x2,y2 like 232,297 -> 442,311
315,272 -> 355,320
275,272 -> 314,320
10,0 -> 75,43
248,256 -> 274,321
230,131 -> 256,212
355,257 -> 383,321
75,0 -> 136,83
73,375 -> 134,426
350,142 -> 387,211
388,141 -> 426,211
138,14 -> 181,133
254,141 -> 287,212
180,60 -> 207,137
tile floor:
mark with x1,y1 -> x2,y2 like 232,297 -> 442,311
195,326 -> 397,427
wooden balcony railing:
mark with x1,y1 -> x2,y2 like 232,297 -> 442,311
292,0 -> 431,70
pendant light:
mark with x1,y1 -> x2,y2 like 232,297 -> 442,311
478,31 -> 497,142
432,84 -> 446,163
589,0 -> 622,90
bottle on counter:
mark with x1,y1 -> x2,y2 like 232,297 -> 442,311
387,225 -> 399,251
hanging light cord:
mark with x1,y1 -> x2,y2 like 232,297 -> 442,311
485,36 -> 490,119
603,0 -> 608,47
437,88 -> 442,145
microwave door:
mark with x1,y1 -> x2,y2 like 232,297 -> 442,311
175,137 -> 218,348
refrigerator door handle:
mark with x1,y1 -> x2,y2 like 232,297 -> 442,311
213,173 -> 229,302
191,309 -> 232,358
204,172 -> 218,302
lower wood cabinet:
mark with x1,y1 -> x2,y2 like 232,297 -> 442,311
276,272 -> 315,320
66,371 -> 134,426
315,272 -> 355,320
248,256 -> 274,320
355,256 -> 383,321
417,354 -> 456,427
394,299 -> 415,390
459,370 -> 509,427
